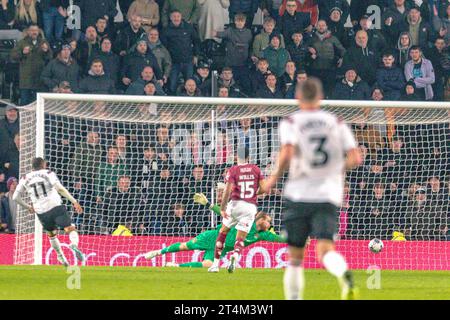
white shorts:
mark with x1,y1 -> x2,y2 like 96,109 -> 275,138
222,200 -> 257,234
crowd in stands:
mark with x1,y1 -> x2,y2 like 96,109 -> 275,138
0,0 -> 448,239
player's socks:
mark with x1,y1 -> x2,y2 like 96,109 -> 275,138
232,236 -> 245,256
283,260 -> 304,300
322,250 -> 348,278
69,230 -> 79,246
49,236 -> 63,255
161,243 -> 181,254
179,262 -> 203,268
213,232 -> 227,260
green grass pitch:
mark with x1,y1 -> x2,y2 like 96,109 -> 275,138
0,266 -> 448,300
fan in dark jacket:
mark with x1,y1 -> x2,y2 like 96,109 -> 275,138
257,73 -> 284,99
79,0 -> 117,32
279,2 -> 311,46
286,30 -> 311,71
79,59 -> 116,94
176,78 -> 203,97
0,0 -> 15,29
114,15 -> 147,57
89,37 -> 120,86
319,0 -> 350,22
327,7 -> 350,48
249,58 -> 272,93
192,61 -> 212,97
77,26 -> 100,74
121,39 -> 163,89
341,29 -> 380,86
126,66 -> 166,96
333,67 -> 371,100
375,51 -> 406,100
41,43 -> 80,92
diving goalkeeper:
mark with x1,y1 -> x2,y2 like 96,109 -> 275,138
143,192 -> 286,268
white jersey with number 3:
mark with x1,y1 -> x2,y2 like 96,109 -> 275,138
16,169 -> 63,214
280,109 -> 357,206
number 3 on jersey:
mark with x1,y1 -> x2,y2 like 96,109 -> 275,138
310,136 -> 329,167
238,181 -> 255,199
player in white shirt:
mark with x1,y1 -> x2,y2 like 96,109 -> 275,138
263,78 -> 363,300
13,157 -> 84,267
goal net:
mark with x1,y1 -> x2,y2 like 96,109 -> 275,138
13,95 -> 450,270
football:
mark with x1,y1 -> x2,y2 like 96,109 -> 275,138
368,238 -> 384,253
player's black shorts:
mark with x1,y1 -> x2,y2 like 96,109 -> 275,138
283,200 -> 338,248
37,205 -> 72,232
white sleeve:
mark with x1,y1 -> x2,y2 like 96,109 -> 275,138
340,123 -> 357,152
48,171 -> 61,187
279,118 -> 297,146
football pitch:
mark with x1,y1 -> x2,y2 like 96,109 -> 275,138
0,266 -> 448,300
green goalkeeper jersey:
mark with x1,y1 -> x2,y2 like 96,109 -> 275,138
208,204 -> 285,253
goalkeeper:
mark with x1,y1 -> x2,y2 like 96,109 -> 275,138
144,192 -> 286,268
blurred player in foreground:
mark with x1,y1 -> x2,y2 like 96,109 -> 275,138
13,157 -> 84,266
144,189 -> 286,268
263,78 -> 362,300
208,148 -> 265,273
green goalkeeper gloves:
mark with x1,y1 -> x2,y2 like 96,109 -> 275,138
193,193 -> 209,206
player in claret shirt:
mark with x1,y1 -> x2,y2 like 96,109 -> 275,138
208,147 -> 265,273
13,157 -> 84,267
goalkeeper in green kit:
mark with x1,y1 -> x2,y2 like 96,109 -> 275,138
143,190 -> 286,268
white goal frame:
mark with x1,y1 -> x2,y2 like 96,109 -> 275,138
29,93 -> 450,266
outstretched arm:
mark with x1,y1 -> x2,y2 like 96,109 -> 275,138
55,182 -> 83,214
193,193 -> 221,215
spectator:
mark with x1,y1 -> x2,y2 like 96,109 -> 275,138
400,79 -> 420,100
278,60 -> 296,93
262,33 -> 291,77
251,17 -> 285,61
72,130 -> 103,184
333,66 -> 371,100
161,10 -> 200,94
371,86 -> 385,101
425,37 -> 448,101
319,0 -> 350,22
79,0 -> 117,32
431,4 -> 449,45
308,19 -> 346,98
342,29 -> 380,86
104,175 -> 140,232
249,58 -> 272,93
279,0 -> 310,46
404,45 -> 435,100
10,24 -> 52,105
0,0 -> 15,29
96,146 -> 129,198
0,177 -> 18,233
215,13 -> 253,93
285,69 -> 307,98
257,73 -> 284,98
405,186 -> 434,240
95,17 -> 112,42
41,42 -> 80,92
155,125 -> 174,163
365,181 -> 391,239
79,59 -> 116,94
161,0 -> 200,27
167,203 -> 191,236
327,7 -> 349,48
89,37 -> 120,86
278,0 -> 318,31
127,0 -> 160,33
13,0 -> 41,31
121,39 -> 163,88
376,51 -> 406,100
350,14 -> 388,53
217,67 -> 244,97
119,0 -> 134,19
397,5 -> 435,49
2,133 -> 19,180
192,61 -> 212,96
114,15 -> 146,57
146,27 -> 172,86
350,0 -> 385,26
228,0 -> 261,28
395,31 -> 413,69
383,0 -> 413,48
197,0 -> 229,42
77,26 -> 100,74
114,134 -> 132,164
0,105 -> 20,153
286,30 -> 310,71
177,78 -> 203,97
126,66 -> 165,95
134,145 -> 158,191
40,0 -> 68,45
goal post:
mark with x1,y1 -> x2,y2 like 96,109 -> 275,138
14,93 -> 450,270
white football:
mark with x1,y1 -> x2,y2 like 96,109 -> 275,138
368,238 -> 384,253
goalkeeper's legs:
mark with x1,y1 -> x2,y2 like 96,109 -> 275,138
47,231 -> 68,267
64,225 -> 84,263
144,242 -> 189,260
283,246 -> 305,300
317,240 -> 357,300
